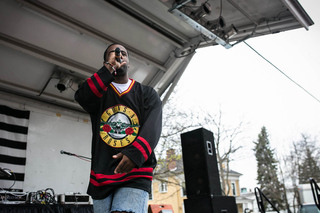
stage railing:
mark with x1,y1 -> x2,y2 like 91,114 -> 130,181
310,178 -> 320,210
254,187 -> 280,213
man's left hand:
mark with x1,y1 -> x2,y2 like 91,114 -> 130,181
113,153 -> 136,174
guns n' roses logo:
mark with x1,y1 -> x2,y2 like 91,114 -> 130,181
100,105 -> 140,148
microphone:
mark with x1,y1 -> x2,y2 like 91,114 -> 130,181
115,47 -> 122,63
60,150 -> 73,156
60,150 -> 91,161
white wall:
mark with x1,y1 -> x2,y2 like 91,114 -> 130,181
0,91 -> 92,195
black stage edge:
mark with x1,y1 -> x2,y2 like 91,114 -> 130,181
0,204 -> 93,213
184,195 -> 238,213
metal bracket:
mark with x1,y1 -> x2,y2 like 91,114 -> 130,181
169,9 -> 233,49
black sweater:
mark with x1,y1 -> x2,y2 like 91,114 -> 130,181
75,66 -> 162,199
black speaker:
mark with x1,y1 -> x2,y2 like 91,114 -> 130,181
184,195 -> 238,213
181,128 -> 221,198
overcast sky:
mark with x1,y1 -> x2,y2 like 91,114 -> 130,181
173,0 -> 320,190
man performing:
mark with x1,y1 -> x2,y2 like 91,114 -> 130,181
75,44 -> 162,213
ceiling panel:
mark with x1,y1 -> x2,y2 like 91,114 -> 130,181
0,0 -> 313,111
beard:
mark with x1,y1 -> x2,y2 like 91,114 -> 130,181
113,64 -> 128,77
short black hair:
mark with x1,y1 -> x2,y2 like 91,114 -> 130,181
103,43 -> 129,62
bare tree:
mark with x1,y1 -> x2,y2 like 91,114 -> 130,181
155,90 -> 245,195
283,133 -> 320,212
284,141 -> 302,212
154,92 -> 201,184
155,91 -> 202,160
202,109 -> 244,194
277,154 -> 293,213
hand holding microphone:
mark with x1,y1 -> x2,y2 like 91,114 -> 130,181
105,47 -> 127,76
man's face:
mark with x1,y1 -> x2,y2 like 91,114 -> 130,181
106,44 -> 129,77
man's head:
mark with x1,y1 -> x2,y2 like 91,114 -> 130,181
103,44 -> 129,77
103,43 -> 129,62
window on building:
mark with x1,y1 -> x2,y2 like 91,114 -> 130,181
159,181 -> 167,193
149,183 -> 153,200
241,187 -> 247,194
231,182 -> 236,196
181,181 -> 187,197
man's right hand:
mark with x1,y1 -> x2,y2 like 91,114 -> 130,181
104,51 -> 126,74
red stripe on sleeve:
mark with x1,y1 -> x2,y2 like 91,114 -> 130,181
132,141 -> 148,161
94,73 -> 107,91
137,136 -> 152,154
87,78 -> 103,97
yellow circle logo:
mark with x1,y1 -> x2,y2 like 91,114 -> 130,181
100,105 -> 140,148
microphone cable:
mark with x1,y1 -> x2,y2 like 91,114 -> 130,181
244,41 -> 320,105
